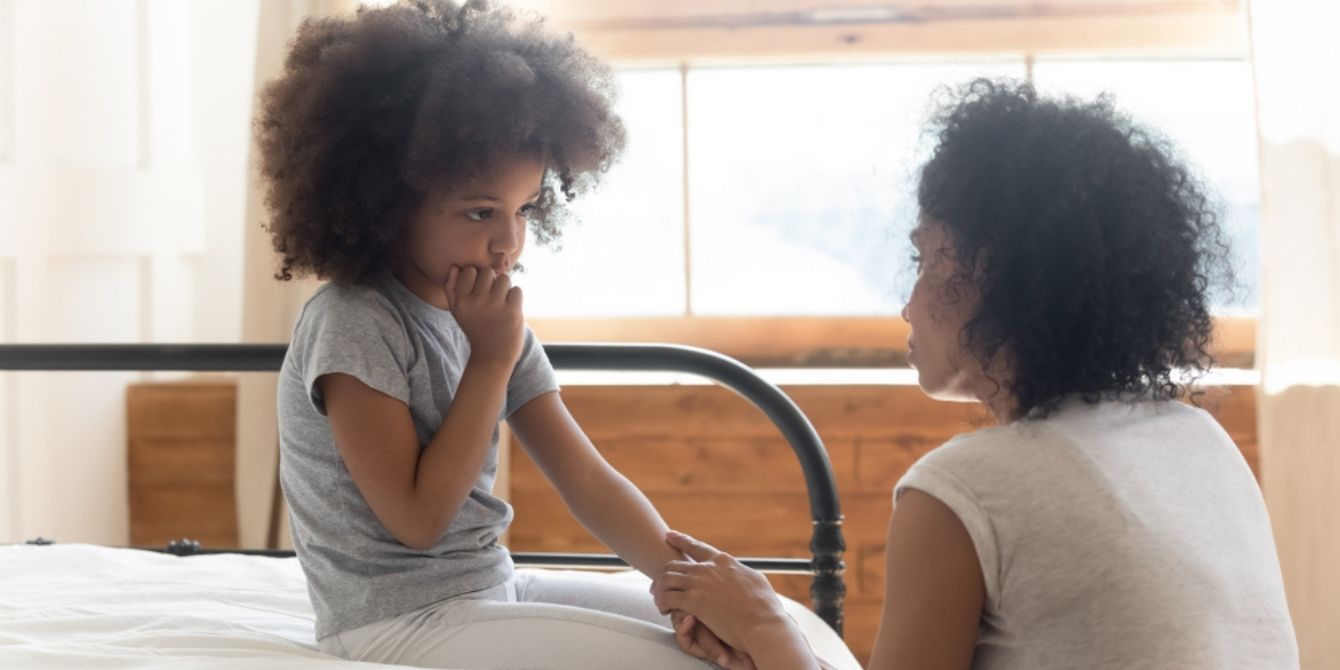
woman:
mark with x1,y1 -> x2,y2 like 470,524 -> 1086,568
651,79 -> 1298,670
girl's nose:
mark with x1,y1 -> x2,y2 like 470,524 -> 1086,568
490,219 -> 521,254
900,302 -> 911,322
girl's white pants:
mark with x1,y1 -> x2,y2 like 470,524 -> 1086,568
318,569 -> 716,669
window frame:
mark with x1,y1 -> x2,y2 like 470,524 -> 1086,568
532,315 -> 1255,369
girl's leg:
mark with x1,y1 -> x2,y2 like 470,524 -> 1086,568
334,580 -> 712,669
515,570 -> 863,670
512,568 -> 670,626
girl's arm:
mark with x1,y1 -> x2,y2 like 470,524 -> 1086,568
510,391 -> 754,669
319,358 -> 511,551
507,391 -> 682,576
319,266 -> 523,551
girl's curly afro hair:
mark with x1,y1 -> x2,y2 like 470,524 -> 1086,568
917,78 -> 1234,420
256,0 -> 626,284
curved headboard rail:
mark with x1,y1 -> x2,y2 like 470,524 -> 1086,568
0,342 -> 847,634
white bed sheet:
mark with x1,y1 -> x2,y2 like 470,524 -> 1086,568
0,544 -> 860,670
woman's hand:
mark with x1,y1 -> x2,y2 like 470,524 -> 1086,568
652,531 -> 798,657
445,265 -> 523,368
673,611 -> 757,670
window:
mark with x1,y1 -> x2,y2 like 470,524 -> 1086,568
686,60 -> 1025,315
522,68 -> 685,317
524,58 -> 1261,319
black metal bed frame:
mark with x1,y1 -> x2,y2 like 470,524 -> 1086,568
0,342 -> 846,635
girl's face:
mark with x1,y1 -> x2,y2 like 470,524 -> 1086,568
901,219 -> 986,404
398,153 -> 545,308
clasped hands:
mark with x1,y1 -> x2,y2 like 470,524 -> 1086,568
654,531 -> 796,670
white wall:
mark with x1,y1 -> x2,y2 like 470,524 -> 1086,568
0,0 -> 259,544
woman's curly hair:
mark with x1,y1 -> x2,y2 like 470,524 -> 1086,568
256,0 -> 626,284
917,78 -> 1233,420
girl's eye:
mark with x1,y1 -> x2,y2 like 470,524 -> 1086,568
466,209 -> 493,222
518,203 -> 537,219
910,253 -> 923,267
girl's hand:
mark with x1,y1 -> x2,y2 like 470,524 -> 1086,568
673,611 -> 757,670
445,265 -> 524,368
652,531 -> 796,656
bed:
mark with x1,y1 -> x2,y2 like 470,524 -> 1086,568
0,343 -> 858,669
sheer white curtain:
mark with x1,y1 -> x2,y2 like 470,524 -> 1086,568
1249,1 -> 1340,667
0,0 -> 257,545
235,0 -> 358,549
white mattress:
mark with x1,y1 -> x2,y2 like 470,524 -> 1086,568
0,544 -> 860,669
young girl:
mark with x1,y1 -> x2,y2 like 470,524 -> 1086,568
260,1 -> 739,667
652,80 -> 1299,669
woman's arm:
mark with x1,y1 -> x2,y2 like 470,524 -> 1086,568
867,488 -> 984,670
652,489 -> 985,670
506,391 -> 681,576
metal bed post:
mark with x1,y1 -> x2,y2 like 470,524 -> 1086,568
0,342 -> 846,635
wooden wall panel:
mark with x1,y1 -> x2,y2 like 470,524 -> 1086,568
126,381 -> 238,548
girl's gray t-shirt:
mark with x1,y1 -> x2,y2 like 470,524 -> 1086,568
278,275 -> 558,641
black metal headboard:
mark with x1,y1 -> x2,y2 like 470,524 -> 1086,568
0,342 -> 847,634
